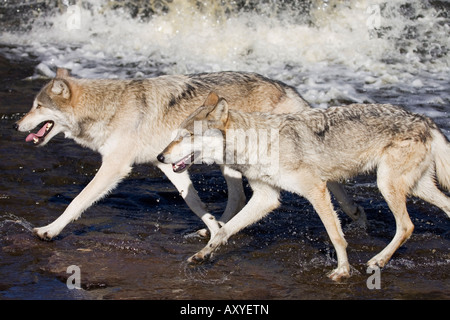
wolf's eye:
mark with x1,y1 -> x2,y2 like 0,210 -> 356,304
36,104 -> 42,109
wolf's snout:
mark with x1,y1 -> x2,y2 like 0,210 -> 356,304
157,153 -> 165,163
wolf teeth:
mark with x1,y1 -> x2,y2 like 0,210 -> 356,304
33,137 -> 39,144
46,123 -> 53,131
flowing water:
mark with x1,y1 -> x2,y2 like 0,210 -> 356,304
0,0 -> 449,300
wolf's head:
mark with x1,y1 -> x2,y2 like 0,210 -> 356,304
14,68 -> 78,147
157,92 -> 229,173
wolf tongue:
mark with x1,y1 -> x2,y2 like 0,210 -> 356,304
25,123 -> 49,142
173,160 -> 186,171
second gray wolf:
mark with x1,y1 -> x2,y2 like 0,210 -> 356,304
158,92 -> 450,281
13,69 -> 363,241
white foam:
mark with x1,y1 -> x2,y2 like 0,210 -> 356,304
0,0 -> 449,114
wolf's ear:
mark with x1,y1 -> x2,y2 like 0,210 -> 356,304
203,92 -> 220,108
51,79 -> 71,100
56,68 -> 70,78
201,92 -> 229,128
207,97 -> 229,128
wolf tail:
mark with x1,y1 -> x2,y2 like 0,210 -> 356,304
431,128 -> 450,191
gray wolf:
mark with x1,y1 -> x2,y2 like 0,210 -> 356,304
14,68 -> 362,241
158,92 -> 450,281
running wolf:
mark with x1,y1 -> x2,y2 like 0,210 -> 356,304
158,92 -> 450,281
13,69 -> 363,241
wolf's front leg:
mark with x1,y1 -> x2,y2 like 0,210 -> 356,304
304,183 -> 350,281
157,163 -> 222,238
34,155 -> 133,240
193,166 -> 247,239
188,181 -> 280,263
219,166 -> 247,223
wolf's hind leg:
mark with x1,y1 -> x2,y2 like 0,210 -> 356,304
368,167 -> 415,268
327,181 -> 367,226
412,169 -> 450,218
188,181 -> 280,263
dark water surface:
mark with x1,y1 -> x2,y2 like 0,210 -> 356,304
0,56 -> 448,300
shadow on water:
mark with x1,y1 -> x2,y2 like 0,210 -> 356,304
0,52 -> 449,300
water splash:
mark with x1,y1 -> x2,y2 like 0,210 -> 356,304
180,260 -> 231,285
0,212 -> 34,233
0,0 -> 448,78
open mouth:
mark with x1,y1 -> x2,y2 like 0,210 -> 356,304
172,152 -> 196,173
25,121 -> 54,145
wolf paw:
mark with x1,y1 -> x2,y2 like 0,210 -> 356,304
327,266 -> 350,281
33,226 -> 57,241
184,228 -> 210,240
187,251 -> 211,264
367,256 -> 387,268
196,228 -> 210,238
